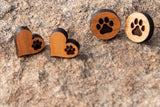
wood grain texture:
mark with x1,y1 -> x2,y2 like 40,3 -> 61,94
90,9 -> 121,40
125,12 -> 154,43
50,28 -> 80,58
15,26 -> 45,57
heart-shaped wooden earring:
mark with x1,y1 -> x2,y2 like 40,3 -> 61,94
125,12 -> 154,43
15,26 -> 45,57
90,9 -> 121,40
50,28 -> 80,58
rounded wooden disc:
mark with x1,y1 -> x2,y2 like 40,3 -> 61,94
90,9 -> 121,40
125,12 -> 154,43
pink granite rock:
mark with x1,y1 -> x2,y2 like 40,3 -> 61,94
0,0 -> 160,106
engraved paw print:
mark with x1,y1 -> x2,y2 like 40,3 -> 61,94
131,18 -> 145,36
65,45 -> 75,55
96,17 -> 114,34
32,40 -> 42,50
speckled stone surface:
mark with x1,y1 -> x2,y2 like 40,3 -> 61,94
0,0 -> 160,106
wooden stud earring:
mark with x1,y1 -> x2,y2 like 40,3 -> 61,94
50,28 -> 80,58
15,26 -> 45,57
125,12 -> 154,43
90,9 -> 121,40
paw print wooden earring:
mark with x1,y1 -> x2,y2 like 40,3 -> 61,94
90,9 -> 121,40
50,28 -> 80,58
15,26 -> 45,57
125,12 -> 154,43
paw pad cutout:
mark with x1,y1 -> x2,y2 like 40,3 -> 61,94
32,40 -> 42,50
96,17 -> 114,34
131,18 -> 145,36
65,45 -> 76,55
91,9 -> 120,40
125,12 -> 154,43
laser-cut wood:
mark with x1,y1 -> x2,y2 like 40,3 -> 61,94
15,26 -> 45,57
125,12 -> 154,43
90,9 -> 121,40
50,28 -> 80,58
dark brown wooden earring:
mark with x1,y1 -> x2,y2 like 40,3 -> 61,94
15,26 -> 45,57
50,28 -> 80,58
125,12 -> 154,43
90,9 -> 121,40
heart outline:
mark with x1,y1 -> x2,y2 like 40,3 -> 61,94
50,28 -> 80,58
15,26 -> 45,57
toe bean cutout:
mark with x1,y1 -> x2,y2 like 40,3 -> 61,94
15,26 -> 45,57
90,9 -> 121,40
125,12 -> 154,43
50,28 -> 80,58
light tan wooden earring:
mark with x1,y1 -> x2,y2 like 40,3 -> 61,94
125,12 -> 154,43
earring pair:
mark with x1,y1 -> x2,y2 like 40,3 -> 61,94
15,9 -> 154,58
15,27 -> 80,58
90,9 -> 154,43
